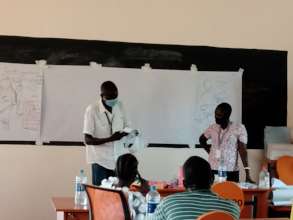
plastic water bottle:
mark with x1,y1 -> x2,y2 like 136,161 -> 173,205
258,165 -> 270,189
146,185 -> 160,217
218,157 -> 227,182
74,169 -> 88,206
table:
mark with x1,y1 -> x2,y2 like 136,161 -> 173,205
270,205 -> 291,212
52,197 -> 88,220
241,188 -> 272,218
52,197 -> 286,220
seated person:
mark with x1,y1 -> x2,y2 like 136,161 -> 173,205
100,153 -> 147,220
153,156 -> 240,220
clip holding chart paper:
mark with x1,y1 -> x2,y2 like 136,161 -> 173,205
35,139 -> 43,146
35,60 -> 48,69
190,64 -> 198,71
35,60 -> 47,83
238,67 -> 244,73
142,63 -> 151,70
89,61 -> 102,69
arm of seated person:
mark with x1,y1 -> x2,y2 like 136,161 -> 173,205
131,172 -> 149,196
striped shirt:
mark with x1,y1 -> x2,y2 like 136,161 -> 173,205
153,190 -> 240,220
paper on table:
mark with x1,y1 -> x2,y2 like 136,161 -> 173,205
272,178 -> 293,189
272,200 -> 293,206
272,189 -> 293,205
272,178 -> 293,206
238,182 -> 258,189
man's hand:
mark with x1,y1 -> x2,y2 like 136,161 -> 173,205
199,134 -> 211,153
110,131 -> 128,141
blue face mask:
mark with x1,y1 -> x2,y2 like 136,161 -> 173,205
105,98 -> 118,107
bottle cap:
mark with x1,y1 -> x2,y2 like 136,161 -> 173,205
150,185 -> 156,191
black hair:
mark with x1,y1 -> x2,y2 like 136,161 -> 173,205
216,102 -> 232,118
100,81 -> 118,94
115,153 -> 138,184
183,156 -> 214,190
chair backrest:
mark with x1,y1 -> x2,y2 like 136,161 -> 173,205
211,181 -> 244,211
197,210 -> 234,220
276,155 -> 293,185
84,184 -> 131,220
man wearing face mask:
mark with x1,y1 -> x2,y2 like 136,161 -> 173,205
83,81 -> 129,185
199,102 -> 254,183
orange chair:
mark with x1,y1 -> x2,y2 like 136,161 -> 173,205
276,155 -> 293,185
84,184 -> 131,220
212,181 -> 245,211
197,210 -> 234,220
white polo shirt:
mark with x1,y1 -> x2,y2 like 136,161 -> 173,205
83,99 -> 129,169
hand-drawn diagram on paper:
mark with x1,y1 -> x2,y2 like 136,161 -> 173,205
194,71 -> 242,142
195,78 -> 230,125
0,63 -> 42,138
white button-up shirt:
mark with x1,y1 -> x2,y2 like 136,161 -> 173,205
204,122 -> 248,171
83,99 -> 129,169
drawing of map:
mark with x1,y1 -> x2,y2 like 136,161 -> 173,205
0,63 -> 42,141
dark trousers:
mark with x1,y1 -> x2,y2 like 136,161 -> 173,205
212,170 -> 239,183
91,163 -> 115,185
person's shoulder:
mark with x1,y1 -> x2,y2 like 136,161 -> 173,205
162,191 -> 191,202
157,193 -> 177,207
207,123 -> 218,130
86,102 -> 97,110
230,122 -> 246,130
216,196 -> 240,210
161,191 -> 210,206
215,196 -> 240,218
159,192 -> 181,202
86,102 -> 101,113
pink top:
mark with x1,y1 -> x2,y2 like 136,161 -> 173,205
204,122 -> 247,171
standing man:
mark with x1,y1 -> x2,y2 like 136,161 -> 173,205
83,81 -> 129,185
199,102 -> 254,183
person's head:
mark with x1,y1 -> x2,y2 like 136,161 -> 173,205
215,102 -> 232,128
100,81 -> 118,107
183,156 -> 214,190
115,153 -> 138,187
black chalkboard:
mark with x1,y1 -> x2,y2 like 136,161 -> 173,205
0,35 -> 287,148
